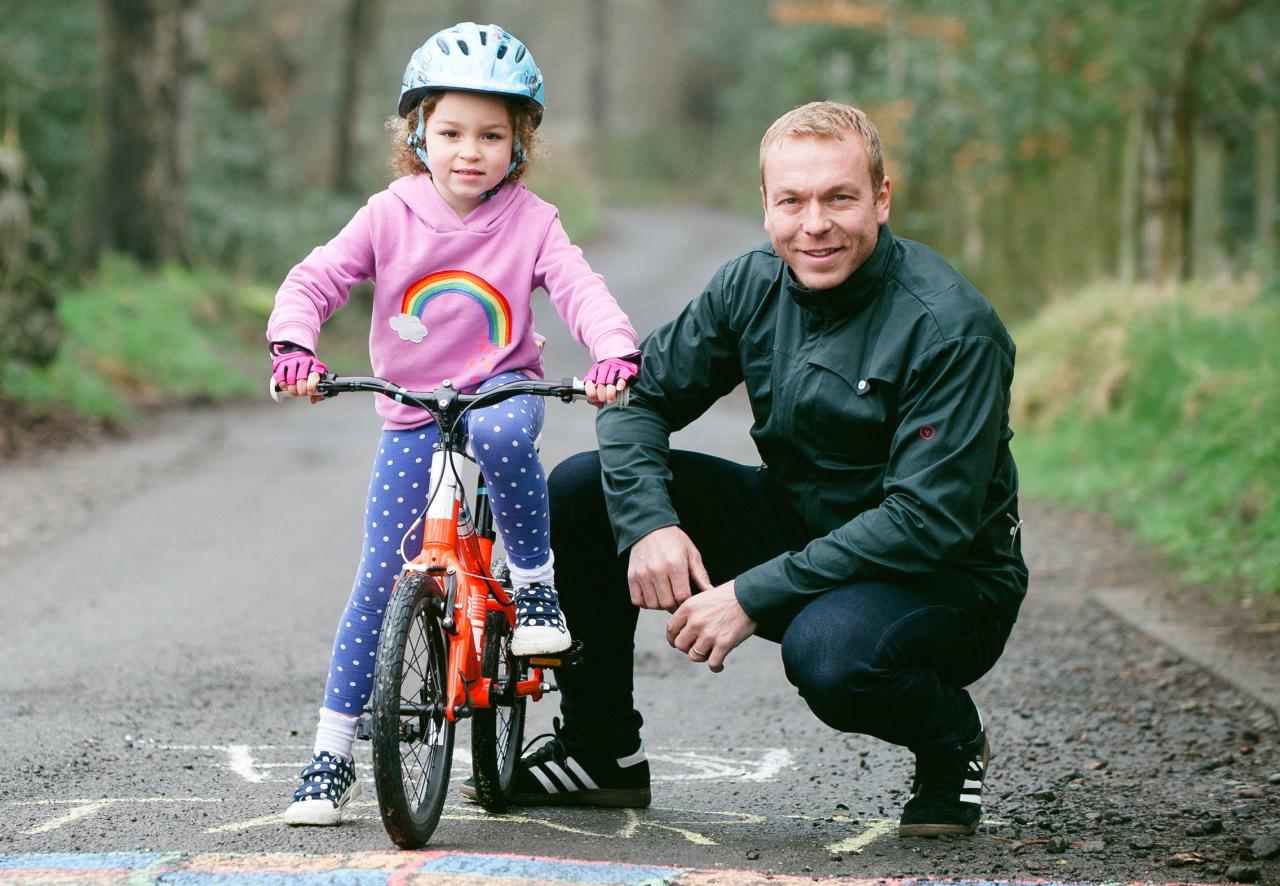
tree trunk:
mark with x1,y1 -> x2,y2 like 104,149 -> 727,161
1169,0 -> 1261,279
1256,105 -> 1277,272
587,0 -> 608,140
1140,91 -> 1176,282
333,0 -> 380,193
1191,126 -> 1227,278
0,144 -> 61,367
1118,100 -> 1143,283
95,0 -> 203,266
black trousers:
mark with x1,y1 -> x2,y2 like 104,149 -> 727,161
548,450 -> 1013,754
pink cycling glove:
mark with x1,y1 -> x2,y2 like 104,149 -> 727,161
585,353 -> 641,386
271,341 -> 327,388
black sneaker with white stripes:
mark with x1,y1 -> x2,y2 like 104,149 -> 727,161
898,726 -> 990,837
460,719 -> 650,808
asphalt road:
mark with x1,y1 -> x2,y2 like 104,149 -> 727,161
1,207 -> 1277,884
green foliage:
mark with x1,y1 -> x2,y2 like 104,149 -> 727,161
1011,277 -> 1280,601
0,0 -> 99,254
0,256 -> 268,419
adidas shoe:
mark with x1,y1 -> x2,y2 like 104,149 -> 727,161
898,725 -> 989,837
283,751 -> 361,826
460,719 -> 650,808
510,581 -> 572,657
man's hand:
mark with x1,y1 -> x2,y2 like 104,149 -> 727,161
627,525 -> 713,612
666,581 -> 757,673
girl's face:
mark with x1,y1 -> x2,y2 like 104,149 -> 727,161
423,91 -> 515,217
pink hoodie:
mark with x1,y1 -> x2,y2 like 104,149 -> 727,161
267,176 -> 638,429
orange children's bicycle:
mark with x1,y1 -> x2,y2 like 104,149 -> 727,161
308,373 -> 594,848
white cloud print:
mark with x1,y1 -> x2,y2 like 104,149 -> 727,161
389,313 -> 428,343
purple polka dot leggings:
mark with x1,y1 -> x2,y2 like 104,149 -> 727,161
322,371 -> 548,715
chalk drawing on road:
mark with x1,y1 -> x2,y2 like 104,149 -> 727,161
14,798 -> 223,836
207,801 -> 765,846
157,742 -> 794,785
12,796 -> 895,854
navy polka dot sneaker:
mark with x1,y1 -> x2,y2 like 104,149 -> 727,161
283,752 -> 361,826
510,581 -> 572,656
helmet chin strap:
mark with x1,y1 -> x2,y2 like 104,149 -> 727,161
408,105 -> 432,172
409,103 -> 526,202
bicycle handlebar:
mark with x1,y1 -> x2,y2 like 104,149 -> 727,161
271,372 -> 628,412
318,374 -> 589,410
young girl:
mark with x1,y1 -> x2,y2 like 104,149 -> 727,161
269,21 -> 640,826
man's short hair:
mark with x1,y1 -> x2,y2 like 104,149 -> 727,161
759,101 -> 885,193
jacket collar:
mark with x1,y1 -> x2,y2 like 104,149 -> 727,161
783,224 -> 896,319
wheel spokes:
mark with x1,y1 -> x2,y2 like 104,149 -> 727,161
397,604 -> 448,809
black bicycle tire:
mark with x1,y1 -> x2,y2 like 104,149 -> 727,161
470,609 -> 527,812
369,572 -> 455,848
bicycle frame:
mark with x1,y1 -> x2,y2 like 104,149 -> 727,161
405,442 -> 548,722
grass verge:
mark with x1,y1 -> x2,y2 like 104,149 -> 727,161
1,256 -> 271,423
1011,274 -> 1279,605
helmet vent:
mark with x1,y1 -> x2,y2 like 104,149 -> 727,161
478,30 -> 488,45
435,37 -> 450,54
495,40 -> 509,59
514,46 -> 526,63
457,39 -> 470,55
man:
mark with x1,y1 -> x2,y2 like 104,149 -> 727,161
467,101 -> 1028,837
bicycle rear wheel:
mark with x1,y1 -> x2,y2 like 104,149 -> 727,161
370,572 -> 455,848
470,608 -> 528,811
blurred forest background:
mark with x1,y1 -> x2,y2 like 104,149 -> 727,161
1,0 -> 1277,602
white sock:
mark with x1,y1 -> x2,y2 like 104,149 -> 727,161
507,551 -> 555,589
313,707 -> 359,760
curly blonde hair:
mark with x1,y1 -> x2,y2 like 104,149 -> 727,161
387,92 -> 539,183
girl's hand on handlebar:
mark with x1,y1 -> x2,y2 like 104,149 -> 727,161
585,376 -> 627,407
271,343 -> 327,403
584,353 -> 640,408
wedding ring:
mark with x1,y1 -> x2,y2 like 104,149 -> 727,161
691,647 -> 708,658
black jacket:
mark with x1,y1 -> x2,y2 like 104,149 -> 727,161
597,226 -> 1028,623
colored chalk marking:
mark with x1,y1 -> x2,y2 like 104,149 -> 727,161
162,873 -> 389,886
0,852 -> 1226,885
415,851 -> 679,883
0,853 -> 162,870
823,817 -> 897,854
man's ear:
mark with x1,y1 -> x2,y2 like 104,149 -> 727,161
876,176 -> 892,225
761,185 -> 771,234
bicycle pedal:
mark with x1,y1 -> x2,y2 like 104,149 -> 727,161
522,640 -> 583,670
355,713 -> 373,741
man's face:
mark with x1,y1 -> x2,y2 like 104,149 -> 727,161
761,134 -> 891,290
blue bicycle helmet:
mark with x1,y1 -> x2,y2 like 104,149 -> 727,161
398,22 -> 545,123
398,22 -> 544,189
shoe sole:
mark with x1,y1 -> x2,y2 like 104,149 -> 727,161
897,735 -> 989,839
283,781 -> 362,826
510,637 -> 572,657
897,821 -> 979,838
458,781 -> 650,808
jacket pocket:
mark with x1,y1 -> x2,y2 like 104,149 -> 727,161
794,363 -> 898,464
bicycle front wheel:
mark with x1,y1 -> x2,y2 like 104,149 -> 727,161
470,608 -> 528,811
370,572 -> 455,848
